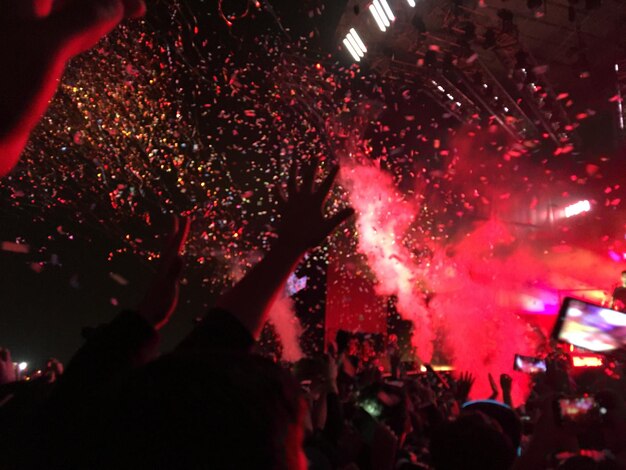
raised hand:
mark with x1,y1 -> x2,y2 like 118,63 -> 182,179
0,347 -> 17,385
0,0 -> 146,176
274,159 -> 354,255
454,371 -> 475,404
213,158 -> 354,337
500,373 -> 513,407
138,216 -> 190,330
488,373 -> 499,400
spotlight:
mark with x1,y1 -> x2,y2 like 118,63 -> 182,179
407,0 -> 416,6
379,0 -> 395,22
369,0 -> 394,31
343,38 -> 361,61
369,2 -> 387,31
564,200 -> 591,218
343,28 -> 367,62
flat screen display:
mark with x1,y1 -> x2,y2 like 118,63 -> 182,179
552,297 -> 626,352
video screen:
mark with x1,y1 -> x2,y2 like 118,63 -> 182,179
555,298 -> 626,352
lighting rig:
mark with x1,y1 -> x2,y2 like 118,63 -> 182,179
336,0 -> 580,151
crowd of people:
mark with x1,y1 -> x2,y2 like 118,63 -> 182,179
3,1 -> 626,469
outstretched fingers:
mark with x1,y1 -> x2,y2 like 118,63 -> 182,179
162,215 -> 190,266
287,159 -> 298,197
315,165 -> 339,203
320,207 -> 355,240
170,215 -> 190,254
301,159 -> 318,194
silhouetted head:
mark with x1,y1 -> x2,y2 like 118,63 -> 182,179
430,411 -> 515,470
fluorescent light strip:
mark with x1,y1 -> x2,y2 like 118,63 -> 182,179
346,33 -> 364,57
343,38 -> 361,61
373,0 -> 390,27
349,28 -> 367,53
369,4 -> 387,31
379,0 -> 395,21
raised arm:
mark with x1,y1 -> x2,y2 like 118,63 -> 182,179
0,0 -> 145,176
179,159 -> 353,355
215,159 -> 354,338
54,216 -> 188,395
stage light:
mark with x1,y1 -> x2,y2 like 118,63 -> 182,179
347,34 -> 362,57
373,0 -> 391,27
343,38 -> 361,61
346,35 -> 363,58
379,0 -> 395,21
369,3 -> 387,31
343,28 -> 366,62
407,0 -> 416,6
18,362 -> 28,371
349,28 -> 367,54
564,200 -> 591,218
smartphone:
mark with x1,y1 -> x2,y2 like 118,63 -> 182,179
513,354 -> 547,374
554,395 -> 607,425
551,297 -> 626,352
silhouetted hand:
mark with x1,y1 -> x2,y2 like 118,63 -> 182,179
274,159 -> 354,255
0,0 -> 146,175
0,347 -> 17,385
500,373 -> 513,407
455,371 -> 475,404
488,373 -> 499,400
500,373 -> 512,391
138,216 -> 190,330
